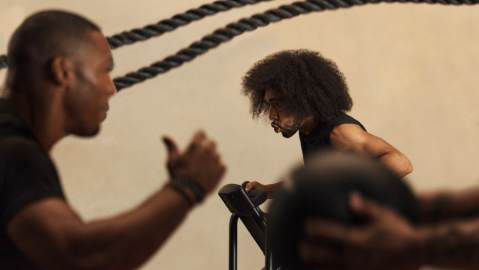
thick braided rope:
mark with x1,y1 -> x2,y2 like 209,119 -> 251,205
107,0 -> 273,49
0,0 -> 273,70
113,0 -> 479,91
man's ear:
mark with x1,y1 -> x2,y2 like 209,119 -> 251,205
49,57 -> 75,86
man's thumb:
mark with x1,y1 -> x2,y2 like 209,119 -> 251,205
162,136 -> 179,159
349,192 -> 387,221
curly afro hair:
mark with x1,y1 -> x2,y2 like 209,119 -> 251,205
241,50 -> 353,123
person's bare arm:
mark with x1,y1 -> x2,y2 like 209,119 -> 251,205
301,193 -> 479,270
9,187 -> 190,270
413,218 -> 479,270
8,131 -> 226,270
418,187 -> 479,223
244,181 -> 283,199
330,124 -> 413,178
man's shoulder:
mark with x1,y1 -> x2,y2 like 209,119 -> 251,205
329,122 -> 369,149
331,123 -> 367,137
0,136 -> 45,164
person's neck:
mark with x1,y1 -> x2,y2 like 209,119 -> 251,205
6,86 -> 67,152
299,116 -> 317,136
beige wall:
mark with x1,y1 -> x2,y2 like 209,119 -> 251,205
1,1 -> 478,269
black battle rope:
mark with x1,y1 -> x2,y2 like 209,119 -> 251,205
112,0 -> 479,91
107,0 -> 274,49
0,0 -> 273,70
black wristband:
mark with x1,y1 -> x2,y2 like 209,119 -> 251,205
167,183 -> 195,206
171,177 -> 205,204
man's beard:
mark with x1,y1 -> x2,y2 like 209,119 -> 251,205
271,120 -> 300,138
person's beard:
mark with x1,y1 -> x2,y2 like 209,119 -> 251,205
271,120 -> 301,138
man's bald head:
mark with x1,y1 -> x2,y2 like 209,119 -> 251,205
6,10 -> 101,91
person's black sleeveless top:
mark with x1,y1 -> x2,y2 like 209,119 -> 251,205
299,113 -> 366,163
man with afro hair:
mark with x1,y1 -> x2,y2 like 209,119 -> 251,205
242,50 -> 413,197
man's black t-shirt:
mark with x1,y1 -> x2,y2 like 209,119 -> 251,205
0,99 -> 65,269
299,113 -> 366,163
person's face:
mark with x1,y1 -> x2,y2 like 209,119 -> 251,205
64,31 -> 116,137
264,88 -> 301,138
